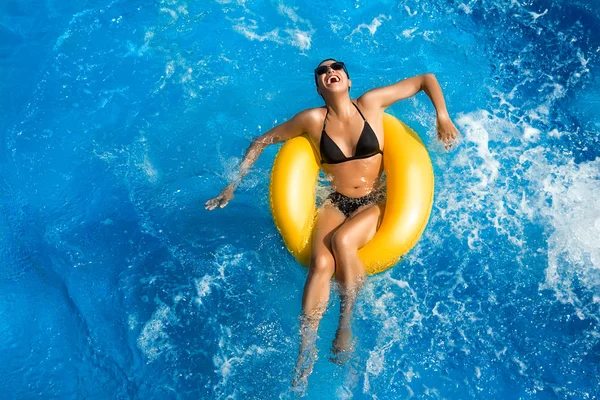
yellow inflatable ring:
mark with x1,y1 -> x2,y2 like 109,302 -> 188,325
269,113 -> 434,275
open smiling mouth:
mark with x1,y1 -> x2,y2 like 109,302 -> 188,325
327,75 -> 341,84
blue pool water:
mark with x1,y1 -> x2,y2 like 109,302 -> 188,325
2,0 -> 600,398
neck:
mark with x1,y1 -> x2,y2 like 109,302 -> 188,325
323,92 -> 354,119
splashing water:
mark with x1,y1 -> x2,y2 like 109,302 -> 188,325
1,0 -> 600,398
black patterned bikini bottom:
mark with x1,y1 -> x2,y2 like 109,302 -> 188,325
326,188 -> 385,218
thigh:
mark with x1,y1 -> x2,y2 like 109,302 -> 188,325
311,201 -> 347,261
333,202 -> 386,250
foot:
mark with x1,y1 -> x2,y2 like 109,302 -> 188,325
292,352 -> 315,394
329,325 -> 354,365
291,369 -> 309,394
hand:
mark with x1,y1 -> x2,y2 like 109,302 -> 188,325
205,185 -> 235,210
436,114 -> 460,150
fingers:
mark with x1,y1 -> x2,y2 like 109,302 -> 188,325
205,195 -> 230,210
437,121 -> 461,151
204,198 -> 217,210
451,125 -> 460,141
439,134 -> 456,150
437,131 -> 451,150
205,197 -> 222,211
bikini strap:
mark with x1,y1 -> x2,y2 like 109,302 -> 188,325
352,102 -> 366,121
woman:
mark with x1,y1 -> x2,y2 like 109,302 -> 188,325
205,59 -> 460,387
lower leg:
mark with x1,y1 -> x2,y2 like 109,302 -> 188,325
293,268 -> 332,387
337,273 -> 366,327
333,244 -> 367,325
328,204 -> 382,363
331,251 -> 367,361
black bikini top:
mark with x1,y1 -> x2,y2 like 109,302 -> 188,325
320,102 -> 383,165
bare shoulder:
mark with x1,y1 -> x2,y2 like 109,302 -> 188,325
355,94 -> 384,119
293,107 -> 325,135
356,92 -> 381,111
296,107 -> 325,125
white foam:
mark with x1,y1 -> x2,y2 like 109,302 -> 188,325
402,27 -> 419,39
232,19 -> 283,44
358,276 -> 422,390
286,29 -> 312,51
432,103 -> 600,323
224,2 -> 314,51
404,6 -> 417,17
213,325 -> 279,393
192,245 -> 250,308
159,7 -> 178,20
137,303 -> 177,361
534,158 -> 600,314
523,126 -> 541,142
529,9 -> 548,21
277,3 -> 301,23
459,3 -> 472,14
347,14 -> 391,39
194,275 -> 219,306
455,110 -> 501,187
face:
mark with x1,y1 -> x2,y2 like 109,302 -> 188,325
315,60 -> 351,95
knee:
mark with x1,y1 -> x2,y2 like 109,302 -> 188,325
310,253 -> 335,276
331,230 -> 355,255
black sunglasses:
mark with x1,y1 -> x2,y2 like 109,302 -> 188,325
314,62 -> 347,76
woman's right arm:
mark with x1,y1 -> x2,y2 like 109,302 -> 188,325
205,109 -> 313,210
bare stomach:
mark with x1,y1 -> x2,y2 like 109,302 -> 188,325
322,154 -> 384,198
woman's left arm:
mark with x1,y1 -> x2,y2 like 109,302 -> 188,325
360,73 -> 460,149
